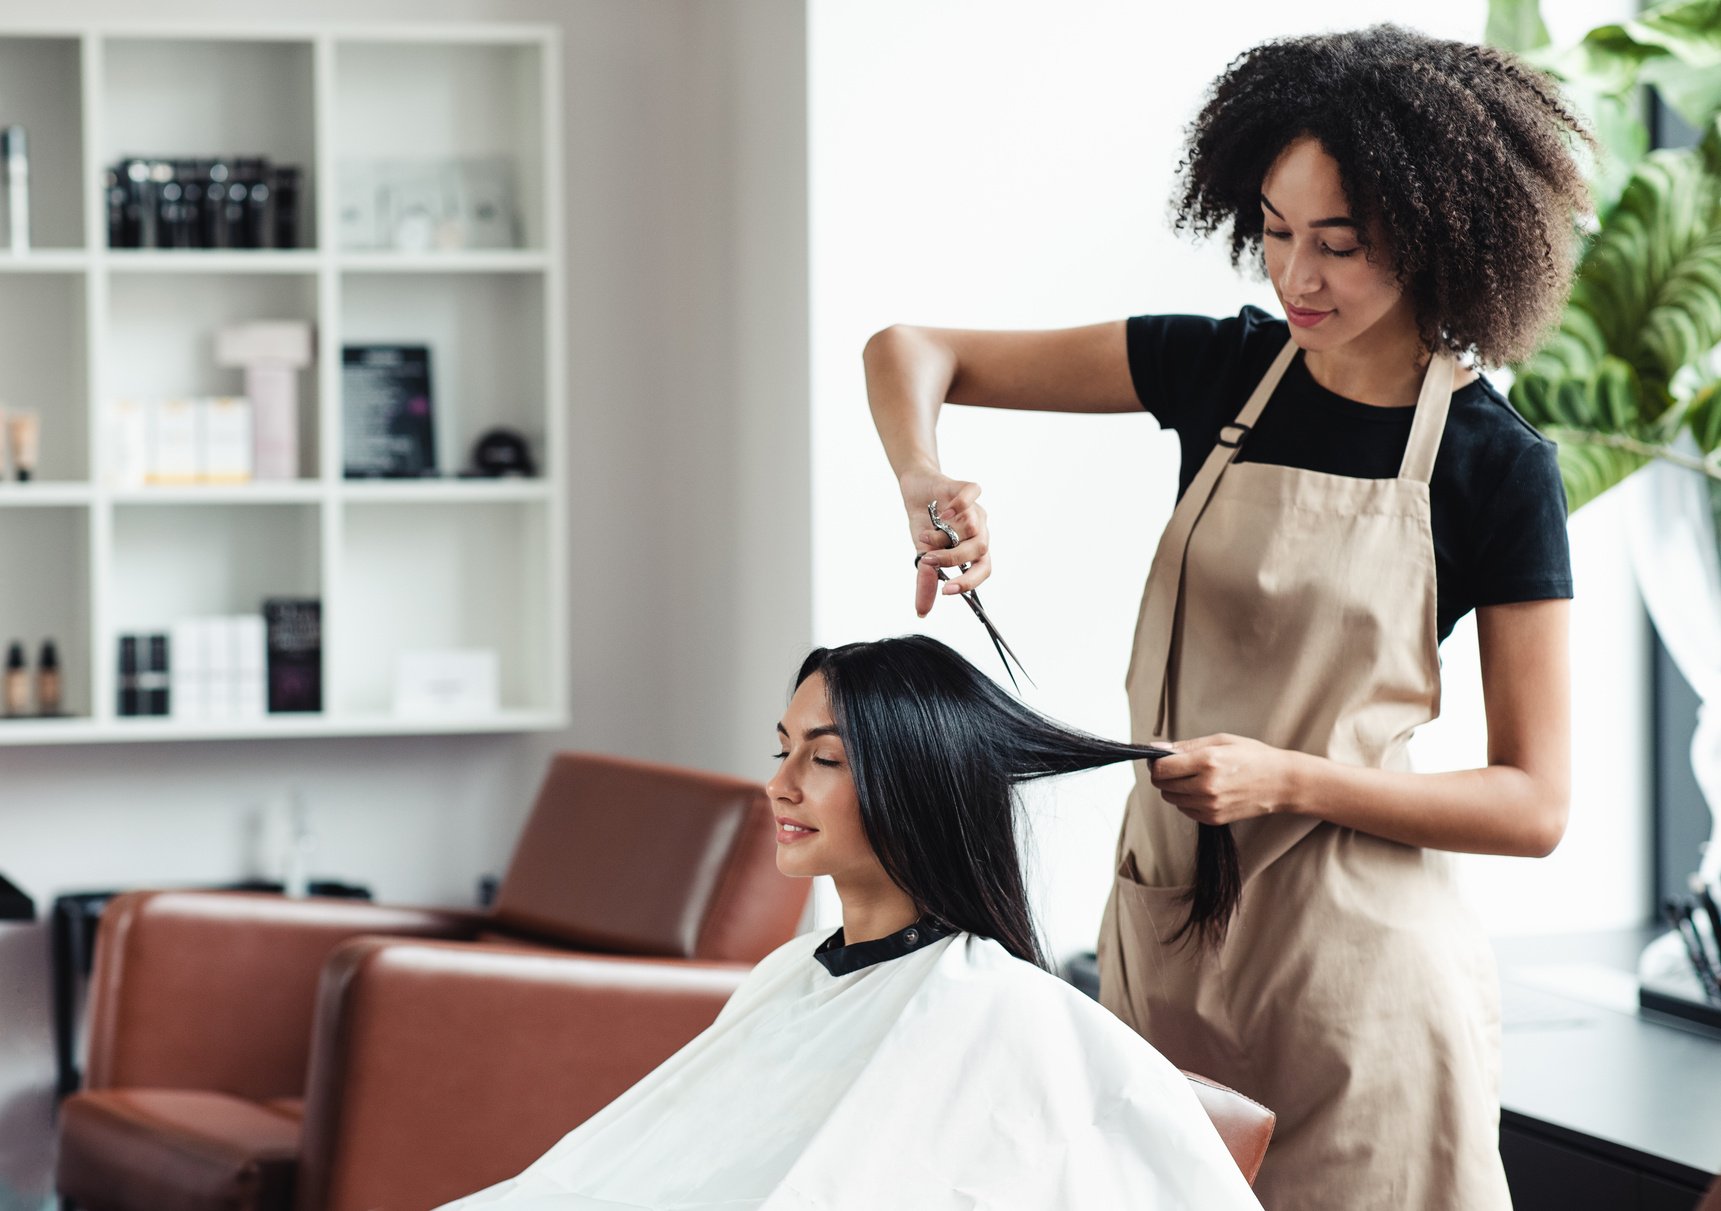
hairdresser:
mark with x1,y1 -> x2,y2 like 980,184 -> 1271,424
862,26 -> 1584,1209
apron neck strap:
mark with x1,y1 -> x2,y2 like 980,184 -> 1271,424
1235,339 -> 1300,431
1397,352 -> 1457,484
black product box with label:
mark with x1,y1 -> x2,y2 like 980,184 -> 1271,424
342,344 -> 436,478
264,598 -> 321,713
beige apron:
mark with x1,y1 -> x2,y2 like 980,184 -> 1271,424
1097,340 -> 1510,1210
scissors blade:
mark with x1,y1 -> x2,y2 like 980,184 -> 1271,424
917,506 -> 1034,692
960,587 -> 1034,691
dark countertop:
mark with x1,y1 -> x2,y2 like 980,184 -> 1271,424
1496,928 -> 1720,1187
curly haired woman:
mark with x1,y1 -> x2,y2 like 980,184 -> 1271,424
863,24 -> 1591,1208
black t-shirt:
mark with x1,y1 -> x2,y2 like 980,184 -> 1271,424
1126,306 -> 1573,644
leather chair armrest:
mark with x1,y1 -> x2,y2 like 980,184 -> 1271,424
298,938 -> 748,1211
86,890 -> 477,1099
1182,1069 -> 1276,1186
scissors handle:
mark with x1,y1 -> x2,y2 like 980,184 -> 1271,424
927,502 -> 967,568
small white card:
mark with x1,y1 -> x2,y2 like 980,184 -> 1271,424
393,649 -> 499,718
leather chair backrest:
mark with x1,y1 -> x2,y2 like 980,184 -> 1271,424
1184,1071 -> 1276,1186
492,752 -> 807,963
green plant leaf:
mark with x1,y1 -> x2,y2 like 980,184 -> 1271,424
1565,149 -> 1721,413
1618,0 -> 1721,67
1688,380 -> 1721,453
1549,432 -> 1654,511
1540,0 -> 1721,130
1485,0 -> 1551,54
1551,26 -> 1664,96
1511,355 -> 1646,431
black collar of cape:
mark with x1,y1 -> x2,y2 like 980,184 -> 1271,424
813,917 -> 954,976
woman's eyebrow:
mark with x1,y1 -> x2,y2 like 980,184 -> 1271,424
776,721 -> 841,741
1259,193 -> 1358,230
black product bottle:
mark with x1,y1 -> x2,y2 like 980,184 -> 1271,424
117,634 -> 140,716
246,177 -> 273,249
144,633 -> 170,716
3,641 -> 26,717
272,165 -> 301,249
229,157 -> 262,249
158,179 -> 186,249
123,158 -> 153,249
104,164 -> 128,249
177,158 -> 204,249
203,160 -> 231,248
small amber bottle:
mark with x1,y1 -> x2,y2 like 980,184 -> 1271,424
3,641 -> 27,717
36,639 -> 60,717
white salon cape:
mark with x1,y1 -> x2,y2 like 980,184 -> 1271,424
437,923 -> 1263,1210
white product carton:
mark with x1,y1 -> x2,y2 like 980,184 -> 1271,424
108,398 -> 149,488
393,649 -> 500,718
148,398 -> 200,485
170,617 -> 210,722
234,614 -> 267,718
206,616 -> 241,723
201,396 -> 253,484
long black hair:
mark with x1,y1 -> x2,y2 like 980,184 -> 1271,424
796,635 -> 1181,969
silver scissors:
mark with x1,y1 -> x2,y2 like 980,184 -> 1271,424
917,500 -> 1033,691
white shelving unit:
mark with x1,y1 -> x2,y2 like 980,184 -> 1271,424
0,24 -> 567,745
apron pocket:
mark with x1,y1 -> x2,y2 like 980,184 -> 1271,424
1105,851 -> 1240,1076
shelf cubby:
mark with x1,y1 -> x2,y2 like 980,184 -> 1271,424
332,38 -> 546,251
334,499 -> 551,717
100,36 -> 318,250
0,271 -> 86,482
0,36 -> 85,252
0,505 -> 91,720
338,270 -> 547,479
104,270 -> 320,480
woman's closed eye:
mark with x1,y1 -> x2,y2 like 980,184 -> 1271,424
771,750 -> 844,768
1263,227 -> 1358,257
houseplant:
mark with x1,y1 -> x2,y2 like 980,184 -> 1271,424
1487,0 -> 1721,988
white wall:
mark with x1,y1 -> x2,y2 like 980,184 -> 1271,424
807,0 -> 1646,957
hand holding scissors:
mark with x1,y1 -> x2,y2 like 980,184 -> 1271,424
915,500 -> 1032,691
898,472 -> 992,615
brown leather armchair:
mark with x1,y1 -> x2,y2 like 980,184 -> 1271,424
57,752 -> 809,1211
293,935 -> 1276,1209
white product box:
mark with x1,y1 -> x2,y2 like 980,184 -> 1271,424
393,649 -> 499,718
234,614 -> 266,718
170,617 -> 210,722
206,615 -> 241,722
380,160 -> 455,251
337,162 -> 382,250
451,157 -> 518,250
108,398 -> 149,488
201,397 -> 253,484
148,398 -> 200,485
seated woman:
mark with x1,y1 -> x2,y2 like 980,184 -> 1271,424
439,636 -> 1263,1210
